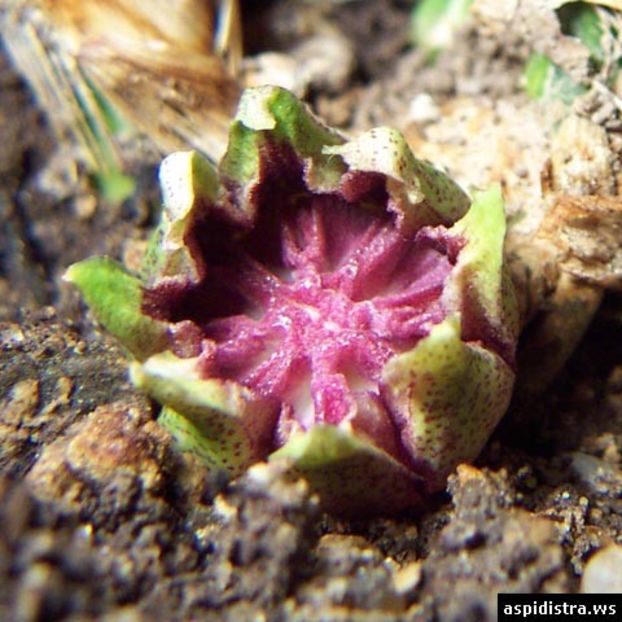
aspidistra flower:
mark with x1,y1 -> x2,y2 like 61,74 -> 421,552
67,86 -> 518,514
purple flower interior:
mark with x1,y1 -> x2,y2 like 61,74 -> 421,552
144,145 -> 462,460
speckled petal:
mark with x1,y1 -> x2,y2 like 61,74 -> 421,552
323,127 -> 470,227
143,150 -> 220,282
131,352 -> 277,473
221,86 -> 469,222
220,85 -> 346,199
270,425 -> 425,515
382,314 -> 514,492
64,257 -> 168,361
443,185 -> 519,356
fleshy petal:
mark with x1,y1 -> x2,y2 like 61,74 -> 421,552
131,352 -> 277,473
382,314 -> 514,492
220,85 -> 346,199
270,424 -> 425,515
443,185 -> 519,361
324,127 -> 470,227
64,257 -> 168,361
144,150 -> 220,282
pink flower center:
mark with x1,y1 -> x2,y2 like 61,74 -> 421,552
194,196 -> 453,439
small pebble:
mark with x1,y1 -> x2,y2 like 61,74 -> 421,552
0,322 -> 25,345
73,193 -> 97,220
392,561 -> 422,596
2,379 -> 39,424
571,452 -> 622,494
581,545 -> 622,593
408,93 -> 440,124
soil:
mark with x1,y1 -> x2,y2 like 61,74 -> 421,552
1,2 -> 622,621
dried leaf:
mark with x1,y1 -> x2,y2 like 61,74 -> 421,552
1,0 -> 242,165
538,194 -> 622,288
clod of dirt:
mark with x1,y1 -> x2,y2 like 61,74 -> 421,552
472,0 -> 591,84
571,451 -> 622,495
291,534 -> 409,615
139,461 -> 319,621
0,475 -> 106,621
22,406 -> 324,620
23,402 -> 222,610
25,405 -> 192,530
0,309 -> 141,478
547,115 -> 616,196
413,465 -> 569,622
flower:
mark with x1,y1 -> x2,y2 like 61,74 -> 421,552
66,86 -> 518,514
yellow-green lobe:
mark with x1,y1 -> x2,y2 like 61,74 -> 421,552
446,185 -> 519,343
64,257 -> 167,361
271,425 -> 424,515
131,352 -> 278,473
324,127 -> 470,226
382,314 -> 514,491
143,150 -> 220,281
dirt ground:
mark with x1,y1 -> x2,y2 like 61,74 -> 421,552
1,1 -> 622,620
